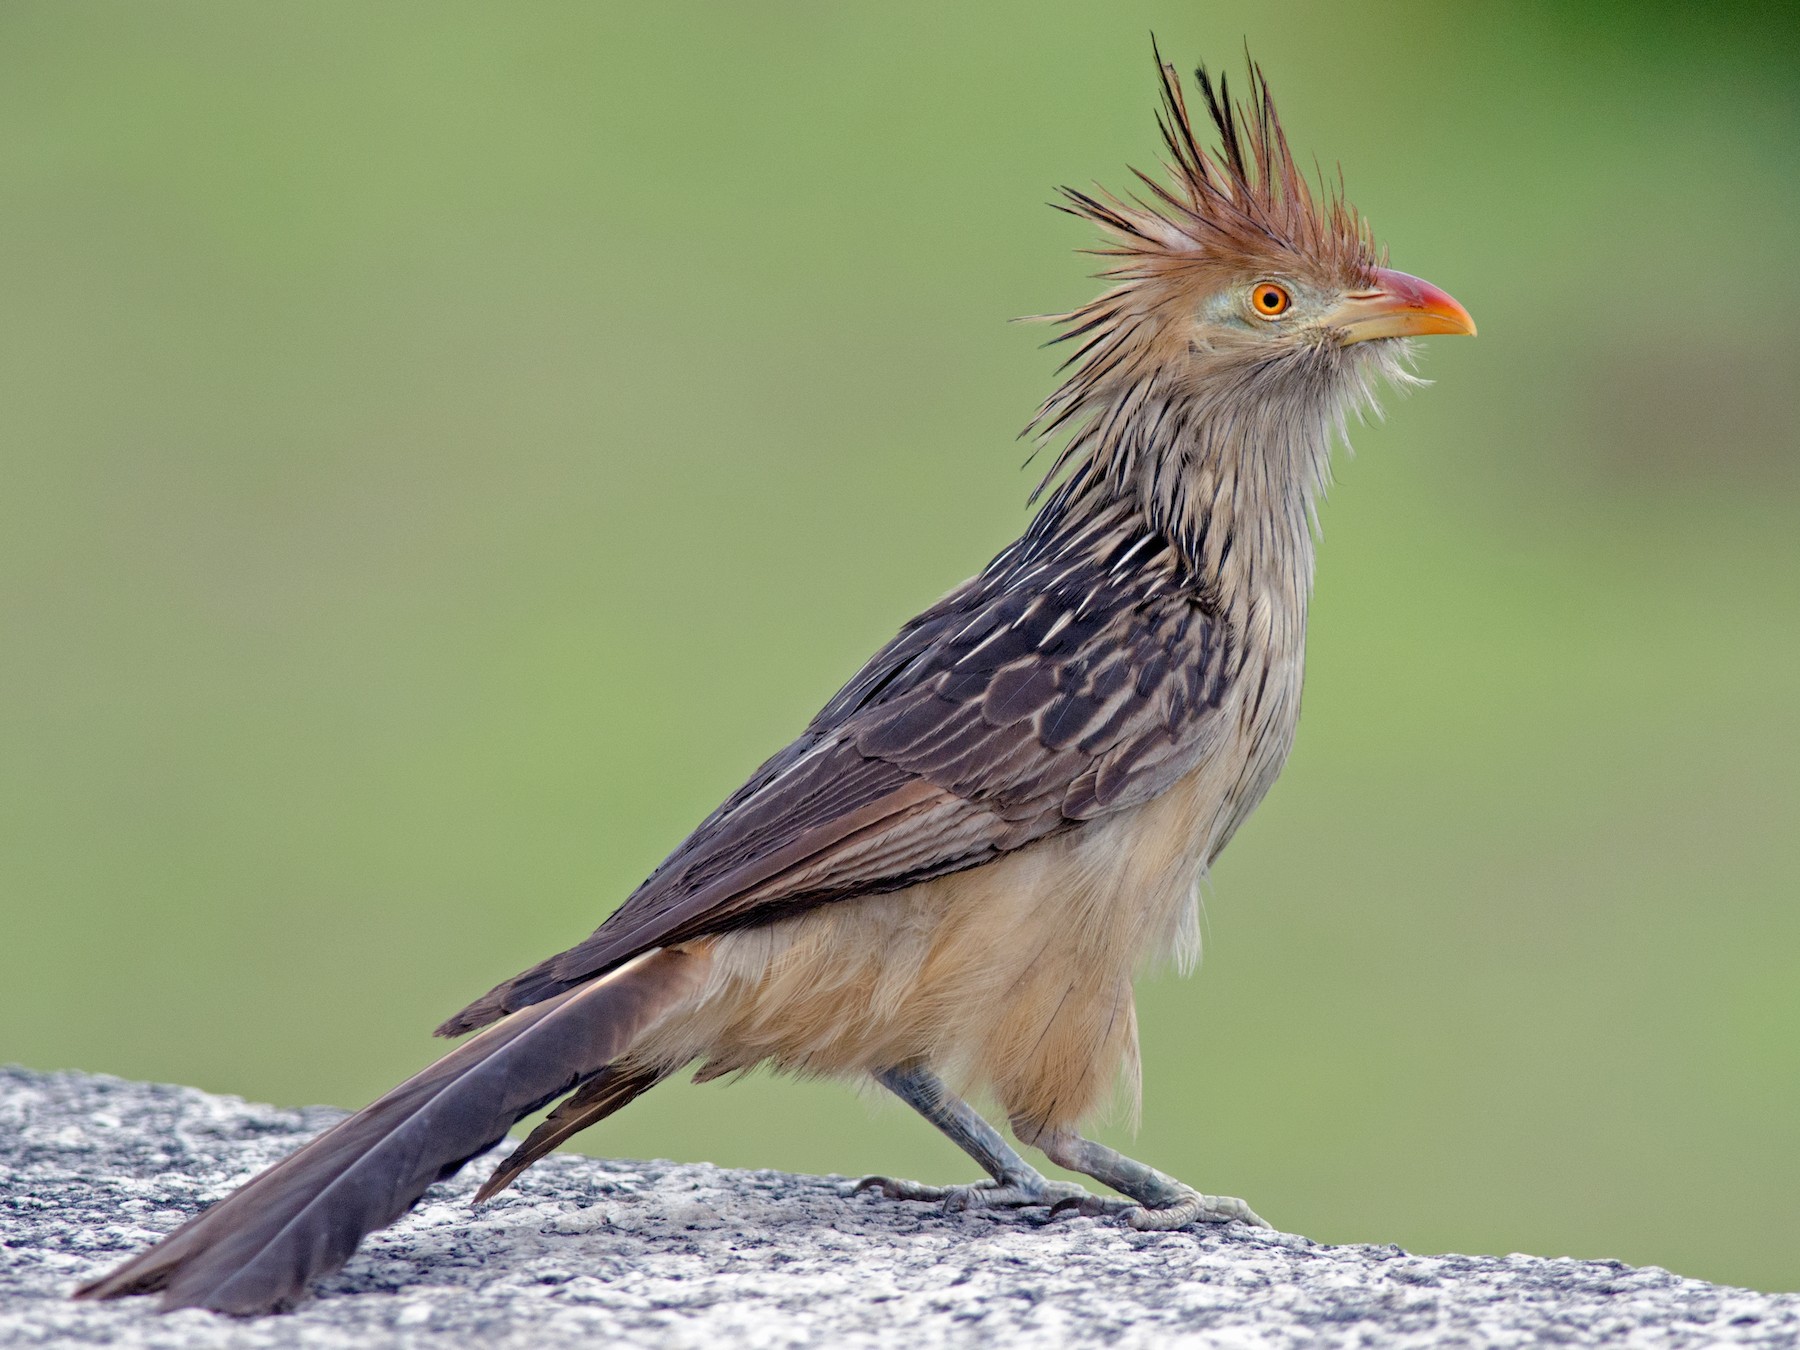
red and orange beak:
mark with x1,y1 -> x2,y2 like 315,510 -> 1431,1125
1328,268 -> 1476,344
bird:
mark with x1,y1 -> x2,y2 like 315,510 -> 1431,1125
76,50 -> 1475,1316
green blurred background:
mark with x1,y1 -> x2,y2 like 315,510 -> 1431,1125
3,0 -> 1796,1294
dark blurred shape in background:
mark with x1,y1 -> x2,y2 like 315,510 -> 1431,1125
1,2 -> 1794,1293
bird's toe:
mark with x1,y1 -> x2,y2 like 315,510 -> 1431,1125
851,1174 -> 949,1203
1125,1187 -> 1270,1231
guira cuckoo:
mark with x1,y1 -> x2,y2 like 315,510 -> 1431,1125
78,53 -> 1475,1315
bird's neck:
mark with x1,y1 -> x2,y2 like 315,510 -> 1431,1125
1155,396 -> 1325,613
1038,383 -> 1332,615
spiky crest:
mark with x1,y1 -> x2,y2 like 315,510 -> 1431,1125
1026,50 -> 1381,502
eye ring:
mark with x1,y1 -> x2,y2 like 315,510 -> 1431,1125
1250,282 -> 1292,318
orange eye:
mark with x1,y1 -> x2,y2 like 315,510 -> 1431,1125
1250,282 -> 1291,317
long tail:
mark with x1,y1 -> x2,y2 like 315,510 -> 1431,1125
74,947 -> 703,1315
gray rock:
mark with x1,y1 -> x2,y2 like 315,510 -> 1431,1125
1,1066 -> 1793,1348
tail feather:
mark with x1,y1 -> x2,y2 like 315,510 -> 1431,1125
473,1061 -> 667,1203
74,947 -> 703,1315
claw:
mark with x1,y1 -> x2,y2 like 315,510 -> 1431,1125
851,1175 -> 946,1203
1047,1192 -> 1137,1221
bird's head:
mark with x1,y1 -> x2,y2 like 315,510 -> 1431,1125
1030,52 -> 1473,513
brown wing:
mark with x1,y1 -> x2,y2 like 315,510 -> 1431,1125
439,513 -> 1235,1036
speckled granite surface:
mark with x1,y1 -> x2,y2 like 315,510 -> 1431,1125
2,1066 -> 1794,1347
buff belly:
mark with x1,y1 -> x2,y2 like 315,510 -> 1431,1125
625,757 -> 1236,1135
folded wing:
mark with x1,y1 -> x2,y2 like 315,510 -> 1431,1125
442,515 -> 1234,1036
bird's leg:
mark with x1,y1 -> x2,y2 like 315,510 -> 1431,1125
853,1065 -> 1105,1212
1016,1124 -> 1271,1231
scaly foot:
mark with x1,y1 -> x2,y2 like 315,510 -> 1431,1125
1050,1184 -> 1269,1229
1023,1127 -> 1272,1232
853,1171 -> 1109,1213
